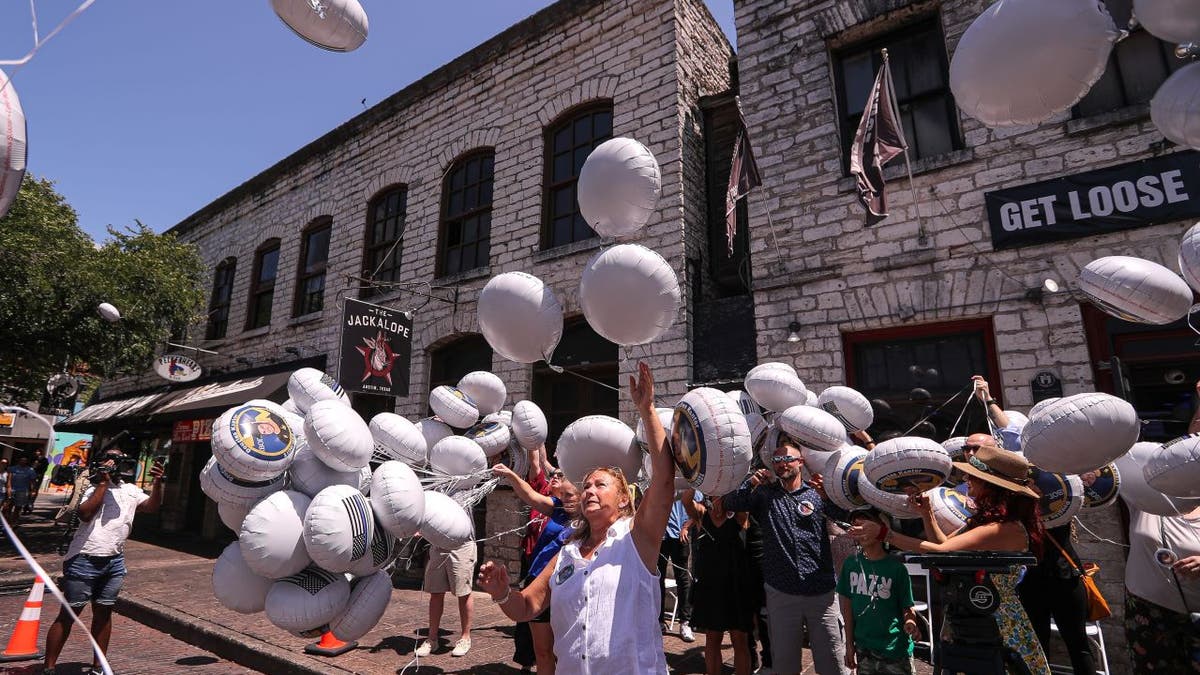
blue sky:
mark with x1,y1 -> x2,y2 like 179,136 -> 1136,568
0,1 -> 735,241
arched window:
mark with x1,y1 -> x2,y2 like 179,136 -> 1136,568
294,217 -> 332,317
246,239 -> 280,330
205,257 -> 237,340
362,185 -> 408,298
542,100 -> 613,249
438,150 -> 494,277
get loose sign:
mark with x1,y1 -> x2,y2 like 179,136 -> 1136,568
985,150 -> 1200,250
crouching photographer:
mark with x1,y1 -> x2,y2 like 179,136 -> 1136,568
43,449 -> 164,675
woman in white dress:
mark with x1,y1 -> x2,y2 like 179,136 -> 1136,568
478,361 -> 676,674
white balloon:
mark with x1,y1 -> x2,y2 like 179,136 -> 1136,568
816,386 -> 874,433
1080,463 -> 1121,509
303,485 -> 375,573
265,567 -> 351,638
1021,393 -> 1140,474
1179,222 -> 1200,293
0,69 -> 26,221
96,302 -> 120,323
270,0 -> 368,52
1003,411 -> 1029,429
428,435 -> 487,491
416,417 -> 453,456
370,461 -> 425,539
357,465 -> 372,496
1033,470 -> 1084,529
726,390 -> 762,416
287,368 -> 350,414
346,521 -> 398,578
949,0 -> 1118,127
576,137 -> 662,238
744,364 -> 807,413
212,541 -> 273,615
420,490 -> 475,550
927,486 -> 975,533
1078,255 -> 1193,325
864,437 -> 952,493
1115,441 -> 1200,515
744,412 -> 769,458
200,456 -> 285,508
217,500 -> 251,532
859,478 -> 923,519
671,388 -> 753,495
804,389 -> 819,407
329,571 -> 392,641
1153,62 -> 1200,151
1134,0 -> 1200,45
579,244 -> 680,346
210,401 -> 298,481
369,412 -> 427,467
305,399 -> 373,472
1028,397 -> 1060,419
511,400 -> 548,451
429,386 -> 480,429
1145,434 -> 1200,497
556,415 -> 639,484
778,405 -> 846,454
823,447 -> 868,511
757,423 -> 782,470
636,407 -> 676,451
286,444 -> 361,498
281,398 -> 302,415
240,490 -> 312,579
463,420 -> 511,458
456,371 -> 506,416
477,272 -> 563,364
941,436 -> 969,463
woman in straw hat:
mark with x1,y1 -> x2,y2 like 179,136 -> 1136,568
851,445 -> 1051,675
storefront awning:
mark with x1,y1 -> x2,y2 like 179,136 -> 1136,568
58,391 -> 175,427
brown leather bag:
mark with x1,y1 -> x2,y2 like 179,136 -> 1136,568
1048,535 -> 1111,621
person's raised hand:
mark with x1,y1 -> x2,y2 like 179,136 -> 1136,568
628,361 -> 656,413
907,491 -> 933,518
491,464 -> 516,482
972,375 -> 991,401
476,561 -> 511,600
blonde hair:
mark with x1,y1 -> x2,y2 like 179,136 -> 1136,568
569,467 -> 634,543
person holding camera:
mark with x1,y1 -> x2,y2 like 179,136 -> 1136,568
42,450 -> 164,675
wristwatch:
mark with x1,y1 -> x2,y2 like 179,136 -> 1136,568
983,399 -> 997,406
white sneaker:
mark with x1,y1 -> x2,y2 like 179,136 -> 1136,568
414,639 -> 433,657
680,623 -> 695,642
451,637 -> 471,657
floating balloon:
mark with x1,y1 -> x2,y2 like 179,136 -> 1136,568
928,486 -> 975,534
369,413 -> 427,467
416,417 -> 453,455
1134,0 -> 1200,45
859,478 -> 923,519
420,490 -> 475,550
744,413 -> 769,458
1078,255 -> 1193,325
1032,469 -> 1084,529
1021,393 -> 1139,474
636,407 -> 676,451
556,415 -> 639,484
456,371 -> 506,416
579,244 -> 680,346
0,69 -> 26,221
817,386 -> 873,433
217,500 -> 251,532
477,272 -> 563,364
240,490 -> 312,579
726,390 -> 762,416
463,420 -> 511,457
329,571 -> 391,642
287,368 -> 349,414
96,302 -> 120,323
347,521 -> 398,578
744,364 -> 807,413
200,456 -> 285,508
511,400 -> 548,450
1080,463 -> 1121,509
306,399 -> 373,472
1028,397 -> 1060,419
1145,434 -> 1200,497
429,386 -> 480,429
484,410 -> 513,428
1152,62 -> 1200,151
949,0 -> 1118,127
1114,441 -> 1200,515
287,445 -> 361,498
757,423 -> 782,469
302,484 -> 374,573
778,405 -> 846,454
428,435 -> 487,491
265,567 -> 351,638
212,541 -> 273,615
500,437 -> 531,480
576,137 -> 662,238
823,447 -> 868,511
210,402 -> 298,481
1180,222 -> 1200,293
671,388 -> 753,495
270,0 -> 368,52
370,461 -> 425,539
864,437 -> 952,493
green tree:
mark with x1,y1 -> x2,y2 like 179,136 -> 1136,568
0,175 -> 207,403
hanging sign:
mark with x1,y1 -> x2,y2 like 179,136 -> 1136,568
172,419 -> 214,443
154,354 -> 202,382
985,150 -> 1200,250
338,298 -> 413,397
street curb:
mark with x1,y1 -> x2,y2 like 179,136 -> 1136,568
0,575 -> 36,594
114,593 -> 359,675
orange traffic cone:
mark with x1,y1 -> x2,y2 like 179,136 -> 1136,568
304,630 -> 357,656
0,576 -> 45,662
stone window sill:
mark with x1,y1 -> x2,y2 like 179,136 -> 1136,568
289,312 -> 323,327
533,237 -> 604,263
239,326 -> 271,340
1065,104 -> 1149,136
435,265 -> 492,286
837,148 -> 976,193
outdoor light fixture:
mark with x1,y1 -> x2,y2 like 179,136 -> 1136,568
897,304 -> 917,321
1024,278 -> 1060,302
786,321 -> 802,343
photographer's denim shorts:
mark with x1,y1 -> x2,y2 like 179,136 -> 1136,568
63,554 -> 126,608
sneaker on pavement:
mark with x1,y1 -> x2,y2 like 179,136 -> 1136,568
680,623 -> 696,642
414,640 -> 433,657
451,637 -> 471,657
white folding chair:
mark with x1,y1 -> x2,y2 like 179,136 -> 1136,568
664,577 -> 680,631
1047,619 -> 1110,675
905,562 -> 935,659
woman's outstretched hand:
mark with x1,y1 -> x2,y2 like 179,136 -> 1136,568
629,361 -> 656,412
476,561 -> 511,601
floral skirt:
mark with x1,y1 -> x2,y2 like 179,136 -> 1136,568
1125,592 -> 1200,672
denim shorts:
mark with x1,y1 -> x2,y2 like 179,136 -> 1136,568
63,554 -> 127,608
9,491 -> 28,508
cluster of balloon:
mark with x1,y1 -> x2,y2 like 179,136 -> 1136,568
1138,0 -> 1200,149
270,0 -> 368,52
1077,256 -> 1193,325
949,0 -> 1120,127
0,68 -> 27,221
1115,441 -> 1200,516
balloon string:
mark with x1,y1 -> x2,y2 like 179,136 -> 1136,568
546,358 -> 675,408
902,382 -> 973,436
947,387 -> 976,439
0,0 -> 96,73
1072,516 -> 1131,549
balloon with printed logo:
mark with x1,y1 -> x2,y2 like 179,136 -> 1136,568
270,0 -> 368,52
1135,0 -> 1200,50
579,244 -> 680,346
302,484 -> 375,573
287,444 -> 362,498
0,69 -> 27,221
1180,222 -> 1200,293
511,400 -> 548,451
744,364 -> 807,413
1033,469 -> 1084,529
211,401 -> 297,481
1078,256 -> 1193,325
347,520 -> 398,578
1079,463 -> 1121,509
369,412 -> 427,467
429,385 -> 480,429
329,570 -> 392,641
823,447 -> 868,511
1021,392 -> 1140,474
212,541 -> 273,614
556,415 -> 639,485
463,420 -> 511,458
415,417 -> 453,456
428,435 -> 488,492
456,371 -> 506,416
240,490 -> 312,579
671,388 -> 753,495
369,461 -> 425,539
305,399 -> 374,472
477,271 -> 564,364
817,386 -> 874,433
419,490 -> 475,550
265,567 -> 351,638
200,456 -> 285,508
859,478 -> 923,519
727,390 -> 762,416
927,486 -> 975,533
1115,441 -> 1200,515
1145,433 -> 1200,497
287,368 -> 349,413
576,136 -> 662,238
864,437 -> 952,493
949,0 -> 1119,127
778,405 -> 847,454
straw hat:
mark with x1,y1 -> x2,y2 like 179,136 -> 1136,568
952,446 -> 1039,499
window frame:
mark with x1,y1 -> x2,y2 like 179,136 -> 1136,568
436,149 -> 495,278
361,185 -> 408,298
293,217 -> 332,318
540,100 -> 614,250
205,257 -> 237,340
245,238 -> 281,331
1072,0 -> 1183,118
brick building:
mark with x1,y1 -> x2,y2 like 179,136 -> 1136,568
733,0 -> 1197,669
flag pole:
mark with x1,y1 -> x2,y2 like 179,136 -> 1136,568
882,48 -> 930,246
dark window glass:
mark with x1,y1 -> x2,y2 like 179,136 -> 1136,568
205,258 -> 236,340
1075,0 -> 1184,117
531,320 -> 619,463
438,152 -> 493,277
362,186 -> 407,298
294,219 -> 331,317
542,102 -> 613,249
834,20 -> 960,171
246,240 -> 280,330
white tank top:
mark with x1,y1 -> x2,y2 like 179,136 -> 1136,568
549,517 -> 667,675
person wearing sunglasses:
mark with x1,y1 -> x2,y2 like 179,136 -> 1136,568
720,435 -> 852,675
477,362 -> 677,673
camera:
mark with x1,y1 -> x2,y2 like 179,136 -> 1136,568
89,450 -> 137,484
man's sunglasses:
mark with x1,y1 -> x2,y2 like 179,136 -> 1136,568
771,456 -> 801,464
549,471 -> 564,479
961,444 -> 982,452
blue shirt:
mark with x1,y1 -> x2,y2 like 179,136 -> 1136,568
664,491 -> 703,540
526,497 -> 572,581
998,424 -> 1023,452
8,465 -> 35,492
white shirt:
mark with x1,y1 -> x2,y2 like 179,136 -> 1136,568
65,482 -> 150,560
550,517 -> 667,675
1126,506 -> 1200,613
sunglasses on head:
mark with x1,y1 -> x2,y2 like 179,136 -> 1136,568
771,456 -> 801,464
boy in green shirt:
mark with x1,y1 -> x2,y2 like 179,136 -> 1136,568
836,509 -> 920,674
